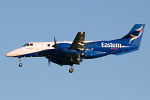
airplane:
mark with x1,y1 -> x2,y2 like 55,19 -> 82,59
6,24 -> 145,73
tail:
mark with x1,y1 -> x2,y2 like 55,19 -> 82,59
121,24 -> 145,46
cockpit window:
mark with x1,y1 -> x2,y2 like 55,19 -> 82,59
30,43 -> 33,46
27,44 -> 29,46
22,43 -> 27,47
22,43 -> 33,47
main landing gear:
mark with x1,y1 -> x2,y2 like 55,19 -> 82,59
18,57 -> 22,67
69,65 -> 74,73
77,55 -> 81,62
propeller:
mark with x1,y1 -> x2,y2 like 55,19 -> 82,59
54,37 -> 58,56
48,58 -> 51,66
47,37 -> 58,66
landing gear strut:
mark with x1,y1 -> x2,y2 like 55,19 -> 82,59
77,55 -> 81,62
18,57 -> 22,67
69,66 -> 74,73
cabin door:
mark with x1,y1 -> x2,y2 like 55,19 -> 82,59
36,43 -> 43,56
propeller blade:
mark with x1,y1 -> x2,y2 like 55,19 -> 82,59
48,59 -> 51,67
54,37 -> 58,49
54,36 -> 56,44
54,37 -> 58,56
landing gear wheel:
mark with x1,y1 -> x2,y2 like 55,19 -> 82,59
18,57 -> 22,67
19,63 -> 22,67
69,68 -> 74,73
77,57 -> 81,62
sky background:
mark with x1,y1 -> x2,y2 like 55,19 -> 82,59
0,0 -> 150,100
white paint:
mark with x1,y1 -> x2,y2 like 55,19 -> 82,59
130,25 -> 143,43
101,42 -> 122,48
6,40 -> 100,57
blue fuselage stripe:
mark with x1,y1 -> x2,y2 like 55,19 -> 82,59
18,41 -> 138,59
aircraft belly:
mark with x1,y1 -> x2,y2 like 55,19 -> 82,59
84,51 -> 109,59
50,57 -> 80,65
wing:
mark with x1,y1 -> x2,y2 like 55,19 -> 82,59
69,31 -> 85,51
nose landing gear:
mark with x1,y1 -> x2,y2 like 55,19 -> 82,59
19,63 -> 22,67
18,57 -> 22,67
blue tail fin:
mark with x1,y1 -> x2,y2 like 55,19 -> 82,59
121,24 -> 145,46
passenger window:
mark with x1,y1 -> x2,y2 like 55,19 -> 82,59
91,43 -> 93,46
47,44 -> 50,47
87,43 -> 89,46
95,43 -> 98,46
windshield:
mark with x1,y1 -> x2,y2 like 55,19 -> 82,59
22,43 -> 33,47
22,43 -> 27,47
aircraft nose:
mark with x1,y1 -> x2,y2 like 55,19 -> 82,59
6,49 -> 21,57
5,53 -> 8,57
6,51 -> 14,57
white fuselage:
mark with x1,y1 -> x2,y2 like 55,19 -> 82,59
6,41 -> 72,57
6,40 -> 96,57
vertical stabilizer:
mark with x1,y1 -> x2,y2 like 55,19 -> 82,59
121,24 -> 145,46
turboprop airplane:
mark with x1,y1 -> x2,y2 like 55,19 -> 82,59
6,24 -> 145,73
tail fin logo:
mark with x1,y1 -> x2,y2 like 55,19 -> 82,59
129,25 -> 143,43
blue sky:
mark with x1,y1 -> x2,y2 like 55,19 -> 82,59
0,0 -> 150,100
